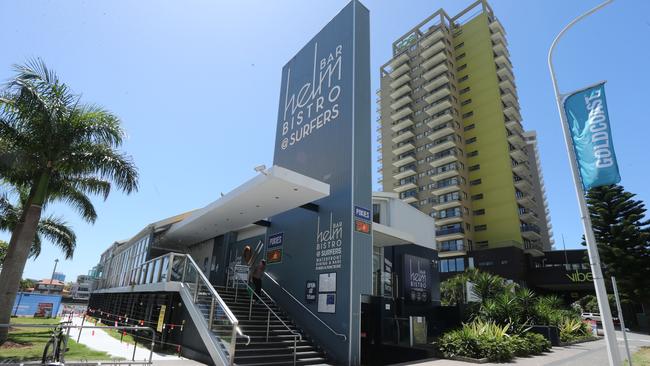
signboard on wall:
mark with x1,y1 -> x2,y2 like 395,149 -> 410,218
268,1 -> 371,364
403,254 -> 432,304
267,232 -> 284,264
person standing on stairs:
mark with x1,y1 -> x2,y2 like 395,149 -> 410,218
251,259 -> 266,301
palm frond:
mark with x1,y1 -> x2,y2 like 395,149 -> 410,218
37,215 -> 76,259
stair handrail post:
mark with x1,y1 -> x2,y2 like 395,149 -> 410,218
193,274 -> 200,303
208,297 -> 216,331
249,292 -> 253,320
231,273 -> 302,342
229,325 -> 237,366
263,272 -> 347,341
181,255 -> 188,283
266,310 -> 271,342
293,334 -> 297,366
235,281 -> 239,303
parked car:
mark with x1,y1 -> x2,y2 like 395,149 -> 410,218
581,312 -> 620,325
581,312 -> 601,322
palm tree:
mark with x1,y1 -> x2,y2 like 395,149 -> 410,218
0,192 -> 75,259
0,59 -> 138,343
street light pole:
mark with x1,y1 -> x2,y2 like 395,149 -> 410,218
547,1 -> 620,365
50,258 -> 59,295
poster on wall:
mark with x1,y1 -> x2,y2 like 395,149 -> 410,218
318,272 -> 336,292
305,281 -> 317,303
318,293 -> 336,313
267,232 -> 284,264
403,254 -> 432,304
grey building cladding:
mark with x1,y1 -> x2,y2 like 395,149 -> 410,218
269,1 -> 371,364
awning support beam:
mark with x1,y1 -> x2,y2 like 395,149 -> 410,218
300,203 -> 319,213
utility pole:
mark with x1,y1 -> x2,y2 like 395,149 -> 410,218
50,258 -> 59,294
547,1 -> 620,365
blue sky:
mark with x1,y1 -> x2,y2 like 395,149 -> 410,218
0,0 -> 648,281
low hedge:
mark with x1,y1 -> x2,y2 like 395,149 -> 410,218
438,322 -> 551,362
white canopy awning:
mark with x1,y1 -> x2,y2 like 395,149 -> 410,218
372,222 -> 416,247
161,165 -> 329,246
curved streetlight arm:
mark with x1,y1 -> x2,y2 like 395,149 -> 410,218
547,2 -> 621,366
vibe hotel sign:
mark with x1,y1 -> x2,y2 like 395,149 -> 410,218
280,44 -> 344,150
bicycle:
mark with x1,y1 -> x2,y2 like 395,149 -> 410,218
41,320 -> 72,365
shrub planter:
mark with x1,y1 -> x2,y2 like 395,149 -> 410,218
450,355 -> 490,364
528,325 -> 561,346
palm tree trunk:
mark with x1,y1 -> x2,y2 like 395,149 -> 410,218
0,172 -> 49,344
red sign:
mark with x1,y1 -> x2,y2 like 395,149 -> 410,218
354,220 -> 370,234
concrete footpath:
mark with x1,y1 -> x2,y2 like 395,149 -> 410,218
400,330 -> 650,366
66,316 -> 192,362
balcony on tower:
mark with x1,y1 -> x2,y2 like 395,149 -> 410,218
423,61 -> 449,81
427,119 -> 456,141
392,151 -> 416,168
421,49 -> 447,70
391,128 -> 414,144
423,72 -> 450,92
437,239 -> 466,257
430,148 -> 460,167
489,19 -> 506,36
388,52 -> 409,70
424,84 -> 452,104
390,84 -> 412,100
399,189 -> 418,204
521,224 -> 541,241
390,73 -> 411,89
389,62 -> 410,80
391,105 -> 413,121
427,109 -> 454,129
425,97 -> 453,116
430,162 -> 461,181
420,27 -> 445,48
428,134 -> 457,154
503,103 -> 521,122
394,176 -> 418,193
518,207 -> 539,223
390,94 -> 413,111
430,176 -> 460,196
391,138 -> 415,155
421,39 -> 446,59
512,160 -> 530,176
435,225 -> 465,241
392,164 -> 417,180
509,145 -> 527,162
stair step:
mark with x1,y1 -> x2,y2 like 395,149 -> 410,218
234,357 -> 328,366
235,351 -> 321,360
235,345 -> 316,354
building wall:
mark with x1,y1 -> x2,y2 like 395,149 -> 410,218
456,13 -> 522,249
377,0 -> 549,258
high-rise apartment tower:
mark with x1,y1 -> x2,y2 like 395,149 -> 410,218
377,0 -> 553,258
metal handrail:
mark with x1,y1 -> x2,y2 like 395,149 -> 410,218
264,272 -> 347,341
182,254 -> 250,363
229,270 -> 301,341
230,269 -> 300,366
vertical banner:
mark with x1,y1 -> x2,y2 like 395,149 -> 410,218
563,82 -> 621,189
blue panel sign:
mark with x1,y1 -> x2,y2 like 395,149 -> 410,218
268,232 -> 284,249
563,82 -> 621,190
354,206 -> 371,222
267,232 -> 284,264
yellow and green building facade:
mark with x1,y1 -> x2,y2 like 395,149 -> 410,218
378,0 -> 553,268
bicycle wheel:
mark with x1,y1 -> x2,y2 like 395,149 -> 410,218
41,338 -> 56,364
